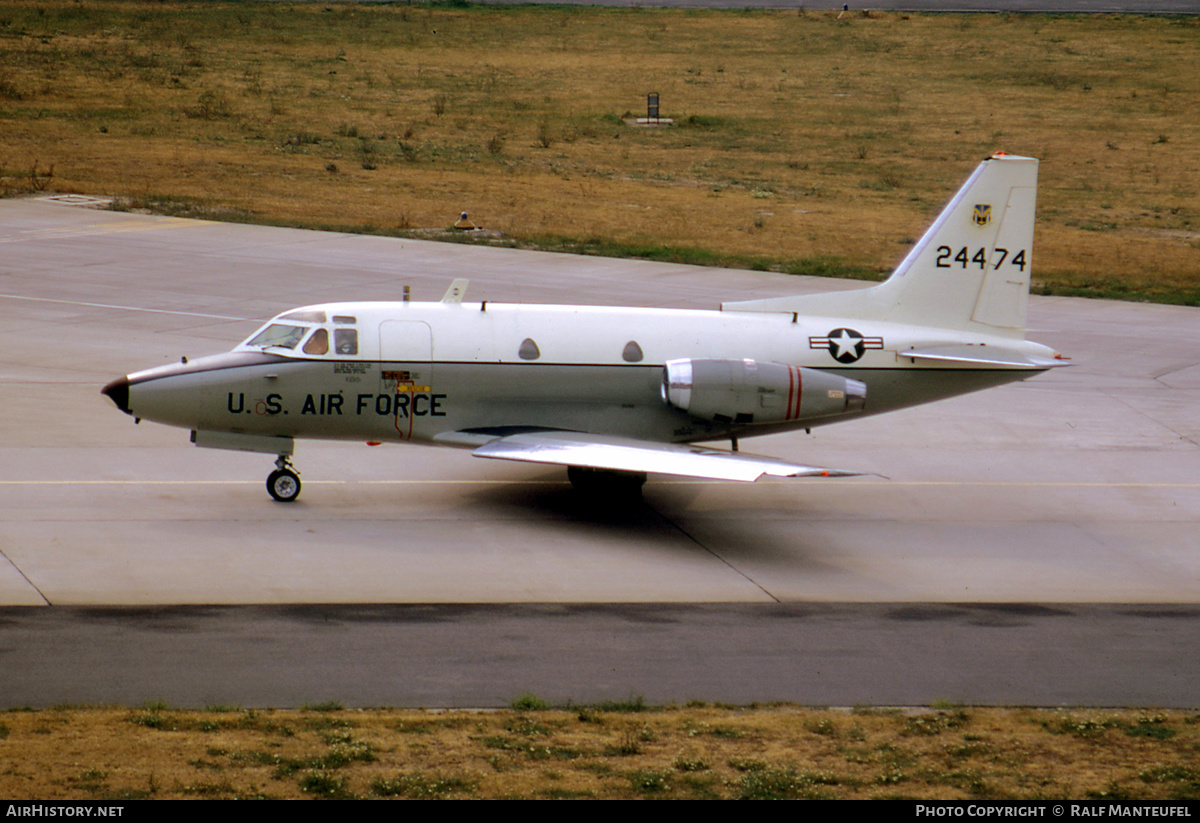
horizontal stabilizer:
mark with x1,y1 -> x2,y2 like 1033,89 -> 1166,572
472,430 -> 861,482
899,345 -> 1070,369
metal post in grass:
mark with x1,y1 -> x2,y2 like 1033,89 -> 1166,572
636,93 -> 671,127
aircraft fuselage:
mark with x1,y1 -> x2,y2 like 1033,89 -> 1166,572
107,300 -> 1055,449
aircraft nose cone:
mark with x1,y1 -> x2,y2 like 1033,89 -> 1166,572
102,376 -> 131,415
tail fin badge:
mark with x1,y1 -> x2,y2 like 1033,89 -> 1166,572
972,204 -> 992,226
810,328 -> 884,364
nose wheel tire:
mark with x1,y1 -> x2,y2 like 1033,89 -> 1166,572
267,468 -> 301,502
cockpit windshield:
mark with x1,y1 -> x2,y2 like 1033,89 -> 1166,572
244,323 -> 307,350
240,310 -> 358,357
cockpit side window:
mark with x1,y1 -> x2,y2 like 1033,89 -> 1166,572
246,323 -> 306,350
334,328 -> 359,356
302,328 -> 329,355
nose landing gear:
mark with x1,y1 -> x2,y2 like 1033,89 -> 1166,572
267,455 -> 301,502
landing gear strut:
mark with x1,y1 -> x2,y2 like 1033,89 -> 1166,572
266,455 -> 301,502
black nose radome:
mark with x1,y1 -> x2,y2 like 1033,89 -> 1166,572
102,376 -> 131,415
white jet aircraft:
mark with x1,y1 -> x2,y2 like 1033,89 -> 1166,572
103,153 -> 1067,502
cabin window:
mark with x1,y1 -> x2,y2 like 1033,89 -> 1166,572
334,328 -> 359,356
302,328 -> 329,355
332,315 -> 357,325
622,341 -> 644,363
518,338 -> 540,360
245,323 -> 306,350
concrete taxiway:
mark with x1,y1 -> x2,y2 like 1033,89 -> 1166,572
3,196 -> 1197,607
0,196 -> 1196,706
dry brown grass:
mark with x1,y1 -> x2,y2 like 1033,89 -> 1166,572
1,705 -> 1198,800
2,3 -> 1198,302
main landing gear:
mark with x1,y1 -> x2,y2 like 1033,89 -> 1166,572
567,466 -> 647,501
266,455 -> 301,503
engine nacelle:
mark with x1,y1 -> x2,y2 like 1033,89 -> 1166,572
662,358 -> 866,425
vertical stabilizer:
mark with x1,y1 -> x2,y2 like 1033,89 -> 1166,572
723,154 -> 1039,337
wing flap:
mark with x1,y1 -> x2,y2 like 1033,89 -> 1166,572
472,430 -> 861,482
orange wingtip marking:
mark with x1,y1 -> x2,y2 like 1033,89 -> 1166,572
366,441 -> 382,446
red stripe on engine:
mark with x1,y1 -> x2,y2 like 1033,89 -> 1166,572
793,366 -> 803,419
786,366 -> 795,420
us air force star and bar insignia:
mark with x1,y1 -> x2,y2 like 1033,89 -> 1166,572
809,328 -> 884,364
973,204 -> 992,226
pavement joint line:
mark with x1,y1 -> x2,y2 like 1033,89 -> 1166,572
648,504 -> 782,603
0,547 -> 50,606
0,293 -> 252,322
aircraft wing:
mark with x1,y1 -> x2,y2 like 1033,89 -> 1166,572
471,430 -> 861,482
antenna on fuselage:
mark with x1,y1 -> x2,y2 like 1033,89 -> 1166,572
441,278 -> 469,303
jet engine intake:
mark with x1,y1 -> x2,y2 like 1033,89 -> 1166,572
662,358 -> 865,425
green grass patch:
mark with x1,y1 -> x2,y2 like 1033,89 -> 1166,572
371,772 -> 478,798
509,693 -> 552,711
